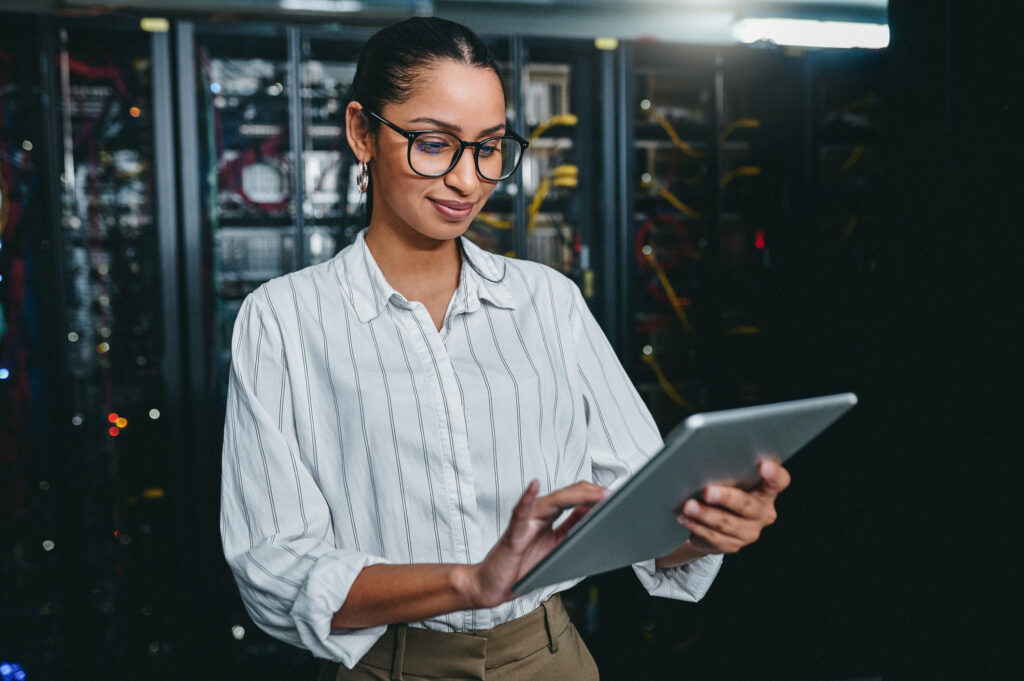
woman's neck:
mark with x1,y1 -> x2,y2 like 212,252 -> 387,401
363,222 -> 463,305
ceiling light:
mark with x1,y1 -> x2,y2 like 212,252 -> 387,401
732,18 -> 890,49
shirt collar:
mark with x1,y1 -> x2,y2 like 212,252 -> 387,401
335,229 -> 516,324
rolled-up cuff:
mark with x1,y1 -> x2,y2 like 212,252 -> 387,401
631,553 -> 723,601
290,550 -> 392,667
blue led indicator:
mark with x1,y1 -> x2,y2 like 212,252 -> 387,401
0,368 -> 10,380
211,82 -> 222,94
1,661 -> 26,681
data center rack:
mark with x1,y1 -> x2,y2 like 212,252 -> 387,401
621,42 -> 796,433
0,15 -> 186,680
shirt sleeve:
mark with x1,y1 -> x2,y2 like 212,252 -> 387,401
220,289 -> 389,667
567,281 -> 722,601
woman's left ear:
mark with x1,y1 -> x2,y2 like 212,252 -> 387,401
345,101 -> 373,163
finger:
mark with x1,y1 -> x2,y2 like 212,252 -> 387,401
506,479 -> 540,542
679,514 -> 745,554
701,485 -> 763,519
534,482 -> 608,518
753,460 -> 791,498
679,498 -> 766,542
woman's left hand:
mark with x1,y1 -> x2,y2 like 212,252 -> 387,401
677,459 -> 791,555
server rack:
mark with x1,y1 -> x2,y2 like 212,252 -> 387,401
621,42 -> 796,433
585,43 -> 888,681
0,14 -> 186,679
53,18 -> 185,680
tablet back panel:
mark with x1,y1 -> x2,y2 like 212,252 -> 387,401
513,393 -> 857,594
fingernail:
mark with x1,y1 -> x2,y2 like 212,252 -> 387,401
705,487 -> 721,503
762,461 -> 777,477
684,499 -> 700,516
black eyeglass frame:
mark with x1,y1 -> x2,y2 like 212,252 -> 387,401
362,107 -> 529,182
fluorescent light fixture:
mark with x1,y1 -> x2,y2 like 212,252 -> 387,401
280,0 -> 364,12
732,18 -> 890,49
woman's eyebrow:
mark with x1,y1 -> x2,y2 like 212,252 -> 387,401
407,117 -> 506,136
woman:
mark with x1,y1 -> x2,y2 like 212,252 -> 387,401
220,16 -> 789,680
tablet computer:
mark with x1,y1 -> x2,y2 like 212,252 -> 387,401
512,392 -> 858,594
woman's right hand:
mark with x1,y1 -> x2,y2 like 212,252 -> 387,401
458,479 -> 610,609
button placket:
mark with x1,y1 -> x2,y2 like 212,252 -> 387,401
402,302 -> 484,631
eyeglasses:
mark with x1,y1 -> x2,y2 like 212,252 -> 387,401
363,108 -> 529,182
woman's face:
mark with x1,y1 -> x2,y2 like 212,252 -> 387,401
364,60 -> 507,244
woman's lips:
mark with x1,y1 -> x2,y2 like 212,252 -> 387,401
428,197 -> 475,220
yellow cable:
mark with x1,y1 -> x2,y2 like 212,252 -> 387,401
641,353 -> 696,410
658,186 -> 702,219
645,250 -> 696,335
842,216 -> 858,242
475,213 -> 512,230
652,110 -> 705,159
641,175 -> 702,219
719,165 -> 761,189
720,118 -> 761,141
839,145 -> 865,174
528,113 -> 579,144
724,325 -> 760,335
526,165 -> 577,234
527,176 -> 551,234
552,163 -> 579,188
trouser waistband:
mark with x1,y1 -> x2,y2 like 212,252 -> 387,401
359,595 -> 570,680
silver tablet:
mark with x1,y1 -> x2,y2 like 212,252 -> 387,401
513,392 -> 858,594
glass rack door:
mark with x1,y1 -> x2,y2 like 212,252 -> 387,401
628,43 -> 717,430
194,30 -> 293,399
54,20 -> 178,679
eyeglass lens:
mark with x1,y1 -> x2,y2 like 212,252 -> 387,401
410,133 -> 523,180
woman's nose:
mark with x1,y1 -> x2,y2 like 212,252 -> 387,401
443,147 -> 481,195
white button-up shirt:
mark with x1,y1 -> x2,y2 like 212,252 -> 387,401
220,229 -> 722,667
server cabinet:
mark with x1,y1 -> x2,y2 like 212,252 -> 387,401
624,43 -> 795,431
588,43 -> 889,681
519,39 -> 602,300
0,16 -> 186,680
55,20 -> 184,680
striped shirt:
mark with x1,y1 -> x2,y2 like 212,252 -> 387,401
220,229 -> 722,666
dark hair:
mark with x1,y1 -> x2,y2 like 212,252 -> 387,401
347,17 -> 504,222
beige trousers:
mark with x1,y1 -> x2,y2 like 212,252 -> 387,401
318,595 -> 599,681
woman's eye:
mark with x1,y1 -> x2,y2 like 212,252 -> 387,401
415,137 -> 452,154
478,143 -> 499,158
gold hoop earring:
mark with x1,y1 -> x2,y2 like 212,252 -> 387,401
356,162 -> 369,193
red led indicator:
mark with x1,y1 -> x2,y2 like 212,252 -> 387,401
108,412 -> 119,423
755,230 -> 766,250
109,426 -> 121,437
